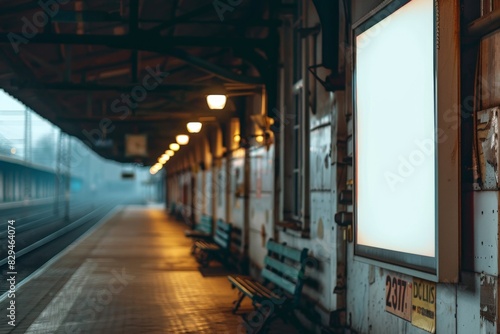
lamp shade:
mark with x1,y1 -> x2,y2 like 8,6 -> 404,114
159,154 -> 170,164
169,143 -> 180,151
206,95 -> 227,110
176,134 -> 189,145
187,122 -> 202,133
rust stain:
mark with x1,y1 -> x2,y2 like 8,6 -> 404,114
480,275 -> 497,323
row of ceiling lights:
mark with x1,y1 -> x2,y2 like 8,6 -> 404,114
150,95 -> 227,175
149,122 -> 200,174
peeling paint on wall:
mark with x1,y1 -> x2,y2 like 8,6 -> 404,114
477,107 -> 500,189
480,274 -> 497,323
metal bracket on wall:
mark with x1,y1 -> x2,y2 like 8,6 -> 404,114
308,64 -> 346,92
334,211 -> 353,242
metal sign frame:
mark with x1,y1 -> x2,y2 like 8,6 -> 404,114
352,0 -> 460,282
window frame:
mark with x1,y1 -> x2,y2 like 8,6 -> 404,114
280,0 -> 310,230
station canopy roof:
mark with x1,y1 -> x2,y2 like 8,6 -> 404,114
0,0 -> 278,165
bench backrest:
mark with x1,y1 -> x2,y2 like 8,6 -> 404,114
261,240 -> 309,305
213,219 -> 232,249
228,226 -> 247,272
197,215 -> 213,234
229,226 -> 243,256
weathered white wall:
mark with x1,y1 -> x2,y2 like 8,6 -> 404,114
214,158 -> 227,222
205,169 -> 212,217
163,1 -> 500,333
194,170 -> 204,224
248,145 -> 274,272
229,150 -> 245,230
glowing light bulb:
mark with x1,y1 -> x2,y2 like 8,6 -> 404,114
187,122 -> 202,133
169,143 -> 180,151
206,95 -> 227,110
176,134 -> 189,145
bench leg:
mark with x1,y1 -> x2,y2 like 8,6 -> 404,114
243,304 -> 274,334
232,292 -> 246,314
196,251 -> 211,267
200,256 -> 211,267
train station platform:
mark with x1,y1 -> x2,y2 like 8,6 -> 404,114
0,205 -> 302,334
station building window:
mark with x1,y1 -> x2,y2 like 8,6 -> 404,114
281,0 -> 309,230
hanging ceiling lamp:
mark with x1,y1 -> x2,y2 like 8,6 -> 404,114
206,94 -> 227,110
169,143 -> 180,151
186,122 -> 202,133
176,134 -> 189,145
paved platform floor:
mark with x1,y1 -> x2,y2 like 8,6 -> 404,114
0,206 -> 303,334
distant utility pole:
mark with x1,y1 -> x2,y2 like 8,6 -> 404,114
64,137 -> 71,222
24,108 -> 32,200
54,131 -> 62,216
24,108 -> 31,162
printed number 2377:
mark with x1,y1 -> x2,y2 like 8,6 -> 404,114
386,275 -> 407,312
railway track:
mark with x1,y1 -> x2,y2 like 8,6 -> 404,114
0,194 -> 143,297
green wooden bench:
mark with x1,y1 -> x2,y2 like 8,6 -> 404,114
185,215 -> 213,254
227,240 -> 309,333
185,215 -> 213,239
193,219 -> 232,267
227,226 -> 247,273
174,203 -> 184,221
169,202 -> 176,215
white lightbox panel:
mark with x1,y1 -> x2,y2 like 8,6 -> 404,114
355,0 -> 435,257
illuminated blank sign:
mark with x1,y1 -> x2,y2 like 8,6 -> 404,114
355,0 -> 436,271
